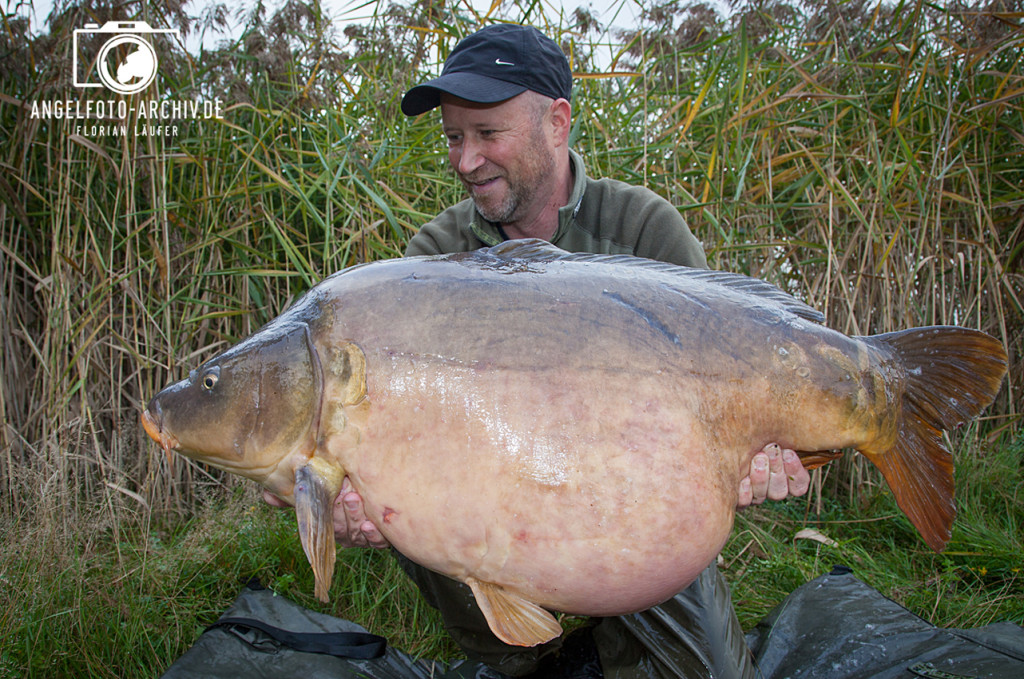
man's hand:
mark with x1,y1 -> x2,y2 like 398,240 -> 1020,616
262,477 -> 390,549
736,444 -> 809,508
333,477 -> 390,548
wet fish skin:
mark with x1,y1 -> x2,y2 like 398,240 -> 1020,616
141,239 -> 1007,647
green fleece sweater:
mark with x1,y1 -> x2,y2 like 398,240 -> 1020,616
395,151 -> 733,678
405,149 -> 707,269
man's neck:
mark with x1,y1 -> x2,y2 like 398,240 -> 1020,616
499,216 -> 558,242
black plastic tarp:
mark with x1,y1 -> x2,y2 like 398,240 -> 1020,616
744,565 -> 1024,679
162,567 -> 1024,678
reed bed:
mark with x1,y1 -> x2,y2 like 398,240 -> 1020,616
1,0 -> 1021,675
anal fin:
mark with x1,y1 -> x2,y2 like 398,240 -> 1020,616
465,577 -> 562,647
295,458 -> 345,602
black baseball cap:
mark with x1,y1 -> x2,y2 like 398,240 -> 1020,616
401,24 -> 572,117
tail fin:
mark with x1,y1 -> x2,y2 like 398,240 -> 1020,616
860,327 -> 1006,552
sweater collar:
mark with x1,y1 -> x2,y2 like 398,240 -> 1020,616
470,148 -> 588,246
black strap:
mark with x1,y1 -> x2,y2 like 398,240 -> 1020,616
210,617 -> 387,660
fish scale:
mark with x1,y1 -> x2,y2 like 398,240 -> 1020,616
142,239 -> 1007,647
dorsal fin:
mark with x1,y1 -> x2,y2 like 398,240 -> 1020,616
479,239 -> 825,324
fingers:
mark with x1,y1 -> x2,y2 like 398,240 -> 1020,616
783,448 -> 811,497
263,489 -> 289,508
765,444 -> 789,500
736,476 -> 754,508
356,517 -> 390,550
737,444 -> 811,509
744,449 -> 772,506
334,477 -> 390,549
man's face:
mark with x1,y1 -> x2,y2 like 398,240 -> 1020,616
440,92 -> 557,225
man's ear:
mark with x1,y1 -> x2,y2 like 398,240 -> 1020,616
548,97 -> 572,147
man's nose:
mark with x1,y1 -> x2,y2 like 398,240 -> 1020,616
453,137 -> 485,175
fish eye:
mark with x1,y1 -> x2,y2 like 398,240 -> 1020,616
199,366 -> 220,391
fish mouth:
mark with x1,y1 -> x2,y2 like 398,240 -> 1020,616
141,406 -> 179,465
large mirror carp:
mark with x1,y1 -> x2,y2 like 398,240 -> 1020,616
142,239 -> 1007,647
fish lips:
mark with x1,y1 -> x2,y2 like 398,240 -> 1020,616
141,375 -> 210,460
141,400 -> 179,463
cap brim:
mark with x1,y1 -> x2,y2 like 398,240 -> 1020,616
401,72 -> 528,116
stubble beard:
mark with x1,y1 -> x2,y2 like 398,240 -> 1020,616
463,132 -> 556,226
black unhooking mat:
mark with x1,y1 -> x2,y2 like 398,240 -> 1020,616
160,579 -> 504,679
744,565 -> 1024,679
162,567 -> 1024,679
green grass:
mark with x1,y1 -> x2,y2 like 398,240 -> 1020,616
2,0 -> 1023,676
724,431 -> 1024,632
0,485 -> 457,677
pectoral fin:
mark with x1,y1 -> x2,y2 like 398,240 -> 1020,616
465,577 -> 562,647
295,458 -> 345,602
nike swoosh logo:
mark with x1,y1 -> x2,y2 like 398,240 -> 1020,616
495,59 -> 515,66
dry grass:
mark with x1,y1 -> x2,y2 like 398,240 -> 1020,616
0,0 -> 1021,674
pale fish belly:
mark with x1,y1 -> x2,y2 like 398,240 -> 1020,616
336,351 -> 738,615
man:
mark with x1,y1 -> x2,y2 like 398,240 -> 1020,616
268,23 -> 810,678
